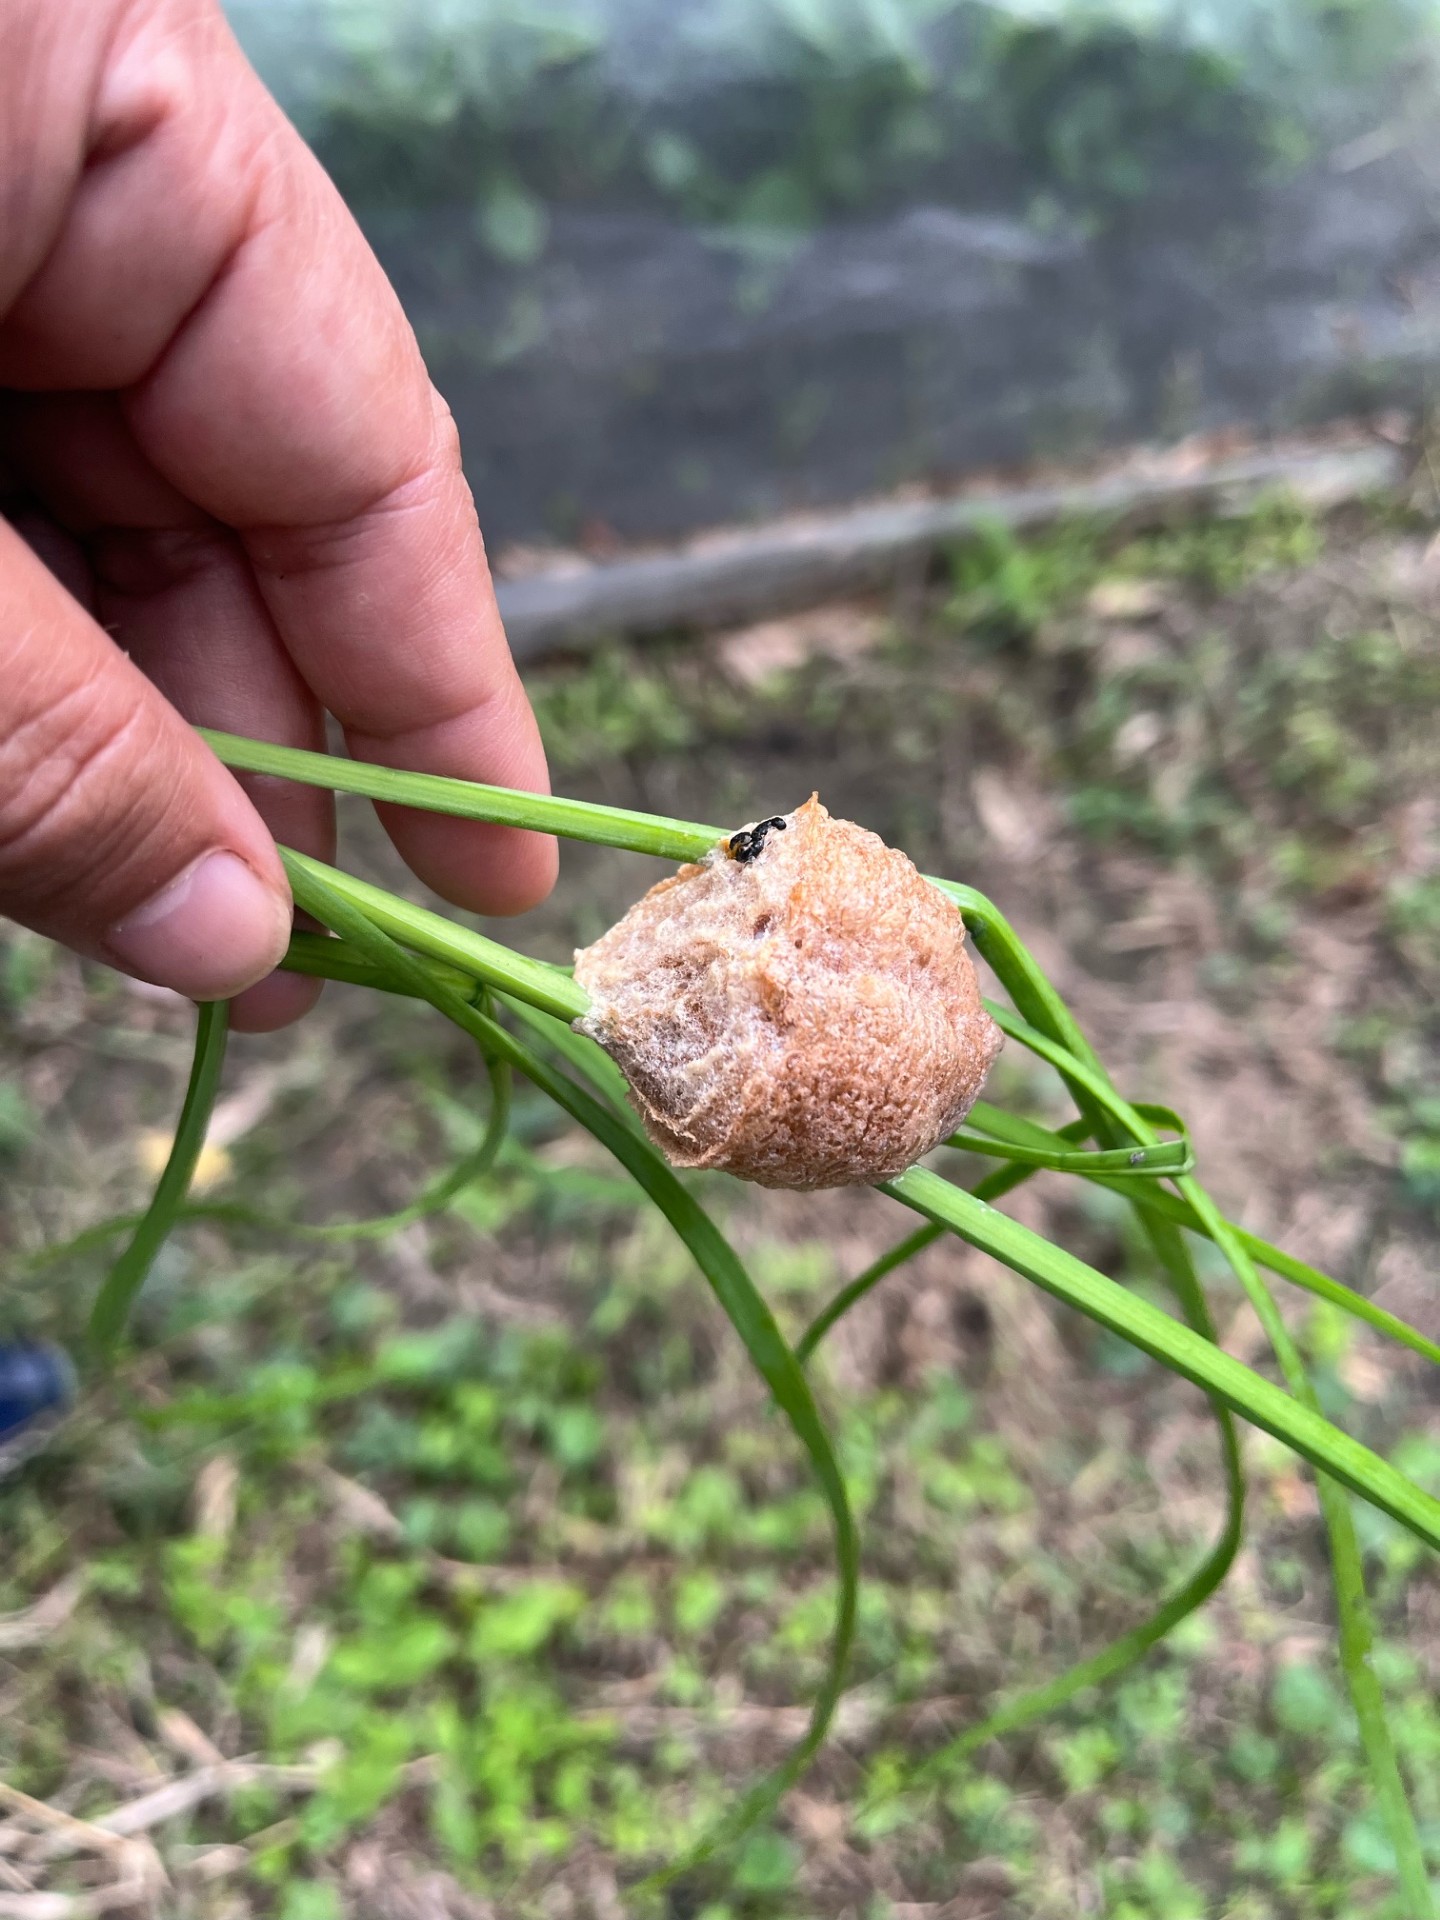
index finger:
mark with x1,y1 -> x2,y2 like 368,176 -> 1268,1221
7,0 -> 555,915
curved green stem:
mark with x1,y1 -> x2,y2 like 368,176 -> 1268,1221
943,903 -> 1431,1906
31,1030 -> 510,1265
796,1121 -> 1094,1365
181,735 -> 1440,1900
290,1049 -> 511,1244
923,1100 -> 1440,1370
923,921 -> 1248,1803
959,897 -> 1430,1911
280,850 -> 859,1876
797,1223 -> 941,1367
885,1167 -> 1440,1554
87,998 -> 230,1361
914,1464 -> 1243,1783
1181,1174 -> 1433,1915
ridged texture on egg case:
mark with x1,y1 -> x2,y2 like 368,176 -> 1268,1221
573,797 -> 1003,1189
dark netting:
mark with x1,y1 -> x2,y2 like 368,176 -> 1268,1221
228,0 -> 1440,545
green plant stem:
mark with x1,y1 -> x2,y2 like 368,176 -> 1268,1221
949,1121 -> 1191,1177
929,905 -> 1249,1802
796,1121 -> 1093,1365
937,1098 -> 1440,1369
87,998 -> 229,1361
1182,1176 -> 1434,1916
203,728 -> 719,861
930,876 -> 1104,1076
280,851 -> 859,1874
978,927 -> 1430,1912
797,1223 -> 941,1367
958,924 -> 1429,1906
914,1467 -> 1243,1783
947,1103 -> 1440,1366
1124,1186 -> 1440,1367
499,996 -> 641,1126
279,931 -> 480,999
294,1048 -> 511,1243
29,1028 -> 510,1266
281,848 -> 587,1022
965,1096 -> 1188,1158
884,1167 -> 1440,1555
62,735 -> 1436,1899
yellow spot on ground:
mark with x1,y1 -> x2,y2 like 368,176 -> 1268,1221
136,1130 -> 232,1193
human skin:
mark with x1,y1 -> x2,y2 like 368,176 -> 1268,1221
0,0 -> 556,1032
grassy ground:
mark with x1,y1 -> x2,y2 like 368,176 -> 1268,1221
2,491 -> 1439,1918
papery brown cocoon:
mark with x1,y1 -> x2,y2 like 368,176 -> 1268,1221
573,797 -> 1003,1189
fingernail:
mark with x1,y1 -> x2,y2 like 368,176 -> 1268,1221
104,852 -> 292,1001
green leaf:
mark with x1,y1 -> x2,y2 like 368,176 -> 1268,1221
471,1581 -> 585,1659
279,1884 -> 342,1920
330,1617 -> 456,1693
1273,1662 -> 1348,1740
733,1828 -> 798,1892
475,175 -> 549,264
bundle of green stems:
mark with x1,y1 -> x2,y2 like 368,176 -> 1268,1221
52,729 -> 1440,1908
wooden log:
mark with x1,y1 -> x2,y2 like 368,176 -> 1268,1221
495,441 -> 1404,658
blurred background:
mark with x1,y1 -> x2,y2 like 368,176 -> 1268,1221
3,5 -> 1440,1918
225,0 -> 1440,545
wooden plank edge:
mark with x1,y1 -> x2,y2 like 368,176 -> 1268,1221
495,440 -> 1406,659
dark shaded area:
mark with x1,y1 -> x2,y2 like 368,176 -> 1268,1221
233,0 -> 1440,542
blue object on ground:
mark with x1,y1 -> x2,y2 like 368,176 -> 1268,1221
0,1343 -> 75,1475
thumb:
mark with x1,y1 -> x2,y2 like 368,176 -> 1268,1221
0,519 -> 292,1000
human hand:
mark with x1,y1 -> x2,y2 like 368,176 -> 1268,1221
0,0 -> 556,1032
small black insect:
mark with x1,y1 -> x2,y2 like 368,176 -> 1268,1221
728,816 -> 788,864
